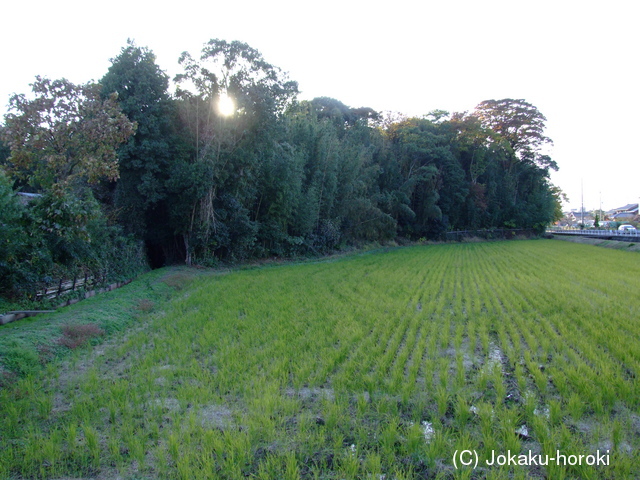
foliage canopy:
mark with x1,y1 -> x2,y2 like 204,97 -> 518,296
2,77 -> 136,191
0,39 -> 564,294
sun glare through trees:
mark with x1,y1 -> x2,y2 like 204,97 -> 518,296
217,93 -> 235,116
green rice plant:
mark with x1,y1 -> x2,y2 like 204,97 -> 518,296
83,424 -> 100,469
548,398 -> 563,426
453,468 -> 474,480
35,392 -> 53,419
477,402 -> 497,461
256,454 -> 281,480
380,418 -> 400,461
454,322 -> 464,350
107,434 -> 123,467
523,392 -> 537,424
439,316 -> 451,350
128,430 -> 146,467
283,450 -> 300,480
425,424 -> 450,462
64,422 -> 78,455
437,356 -> 449,390
493,368 -> 506,403
611,419 -> 623,452
454,352 -> 465,390
32,429 -> 63,478
452,430 -> 475,470
499,407 -> 521,453
363,451 -> 383,477
336,445 -> 360,478
514,362 -> 527,395
477,367 -> 491,394
405,421 -> 426,459
531,364 -> 548,397
176,450 -> 194,480
548,366 -> 570,398
566,393 -> 584,420
3,400 -> 20,436
478,318 -> 490,356
356,391 -> 369,418
435,385 -> 449,418
454,394 -> 471,430
375,394 -> 398,417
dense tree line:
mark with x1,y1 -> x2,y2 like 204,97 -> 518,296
0,40 -> 561,296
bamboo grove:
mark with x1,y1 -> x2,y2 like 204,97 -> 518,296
0,40 -> 562,296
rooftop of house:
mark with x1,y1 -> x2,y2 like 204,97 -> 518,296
607,203 -> 639,214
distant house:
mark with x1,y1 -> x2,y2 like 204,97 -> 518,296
607,203 -> 638,215
613,211 -> 637,220
567,211 -> 579,223
566,211 -> 593,225
607,203 -> 639,221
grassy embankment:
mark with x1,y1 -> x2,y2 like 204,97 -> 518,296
552,234 -> 640,252
1,240 -> 639,479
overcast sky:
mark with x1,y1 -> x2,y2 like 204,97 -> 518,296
2,0 -> 638,211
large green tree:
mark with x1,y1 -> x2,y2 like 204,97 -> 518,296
100,41 -> 177,264
473,98 -> 557,171
0,78 -> 145,296
1,76 -> 137,270
172,39 -> 299,262
379,118 -> 447,237
2,77 -> 136,191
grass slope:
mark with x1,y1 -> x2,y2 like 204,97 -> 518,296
0,240 -> 638,479
552,234 -> 640,252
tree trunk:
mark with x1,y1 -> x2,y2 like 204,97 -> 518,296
184,234 -> 192,266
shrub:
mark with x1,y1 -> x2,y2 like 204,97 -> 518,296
137,298 -> 155,312
58,324 -> 105,349
162,273 -> 192,291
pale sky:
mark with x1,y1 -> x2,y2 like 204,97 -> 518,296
2,0 -> 638,212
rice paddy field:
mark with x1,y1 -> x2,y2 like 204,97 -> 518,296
1,239 -> 639,479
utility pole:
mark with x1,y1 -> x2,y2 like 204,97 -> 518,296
581,179 -> 584,229
599,191 -> 602,229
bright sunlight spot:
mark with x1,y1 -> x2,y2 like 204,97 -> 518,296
218,93 -> 235,116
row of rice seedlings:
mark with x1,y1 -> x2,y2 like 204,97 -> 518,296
159,246 -> 640,478
545,290 -> 636,370
398,252 -> 457,398
0,248 -> 439,476
2,241 -> 638,478
512,243 -> 640,379
449,245 -> 575,474
488,249 -> 608,412
412,259 -> 458,400
508,271 -> 636,412
463,246 -> 510,404
480,244 -> 592,394
484,243 -> 639,473
306,259 -> 419,391
387,309 -> 426,394
332,247 -> 448,393
560,314 -> 638,403
401,312 -> 432,404
457,247 -> 495,413
541,240 -> 640,302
